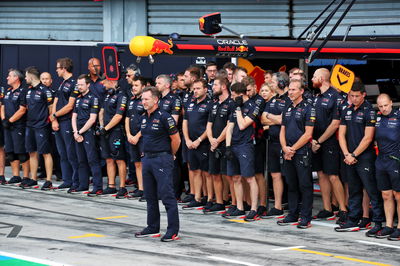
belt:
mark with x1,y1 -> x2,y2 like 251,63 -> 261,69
144,151 -> 170,158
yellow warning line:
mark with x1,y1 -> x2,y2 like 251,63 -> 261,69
68,233 -> 105,239
228,219 -> 248,223
291,248 -> 393,266
96,215 -> 128,220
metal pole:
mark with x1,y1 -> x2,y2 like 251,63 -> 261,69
309,0 -> 357,63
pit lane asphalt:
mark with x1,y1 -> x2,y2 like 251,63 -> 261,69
0,177 -> 399,266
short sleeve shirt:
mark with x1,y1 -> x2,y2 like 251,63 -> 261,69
229,99 -> 260,146
282,99 -> 315,154
25,83 -> 53,128
159,91 -> 181,116
340,100 -> 376,156
140,109 -> 178,154
103,89 -> 127,126
263,92 -> 291,142
55,77 -> 79,121
184,97 -> 212,144
3,86 -> 27,128
73,91 -> 99,127
126,95 -> 145,135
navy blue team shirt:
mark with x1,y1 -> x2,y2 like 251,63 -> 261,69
24,83 -> 53,128
73,91 -> 99,128
55,77 -> 79,121
282,99 -> 315,154
140,108 -> 178,154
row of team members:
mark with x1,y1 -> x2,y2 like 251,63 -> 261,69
1,59 -> 399,241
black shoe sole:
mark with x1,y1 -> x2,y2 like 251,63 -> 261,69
135,233 -> 161,238
261,214 -> 285,219
161,236 -> 180,242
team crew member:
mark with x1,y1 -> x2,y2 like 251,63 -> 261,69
51,58 -> 80,190
205,76 -> 234,214
1,69 -> 29,185
222,62 -> 236,84
374,94 -> 400,240
40,72 -> 53,93
310,68 -> 347,221
182,79 -> 212,209
135,86 -> 181,242
243,76 -> 268,216
125,76 -> 146,199
261,72 -> 290,218
156,75 -> 181,123
278,79 -> 315,229
87,58 -> 106,104
224,83 -> 260,221
22,67 -> 54,189
205,61 -> 218,97
231,67 -> 247,85
0,86 -> 5,184
155,74 -> 182,198
179,66 -> 201,204
336,81 -> 384,235
71,74 -> 103,195
99,79 -> 128,197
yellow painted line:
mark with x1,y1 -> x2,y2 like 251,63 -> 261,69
291,248 -> 393,266
68,233 -> 105,239
96,215 -> 128,220
228,219 -> 248,223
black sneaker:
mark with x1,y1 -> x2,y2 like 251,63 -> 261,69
116,187 -> 128,199
87,189 -> 103,197
256,206 -> 267,217
103,186 -> 117,195
41,181 -> 53,190
203,203 -> 225,214
332,204 -> 339,214
20,178 -> 30,186
161,232 -> 180,242
222,208 -> 245,219
243,202 -> 251,211
358,217 -> 372,230
261,207 -> 284,219
21,179 -> 38,188
8,176 -> 22,184
129,189 -> 144,198
365,223 -> 382,237
334,219 -> 360,232
336,210 -> 348,225
0,175 -> 6,185
203,201 -> 214,211
182,200 -> 204,210
277,215 -> 299,226
375,226 -> 394,239
178,194 -> 194,205
222,205 -> 237,217
57,183 -> 71,189
68,187 -> 84,194
313,209 -> 335,221
388,228 -> 400,241
134,228 -> 161,238
244,210 -> 259,222
297,219 -> 311,229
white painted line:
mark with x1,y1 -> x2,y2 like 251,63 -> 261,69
0,251 -> 73,266
311,221 -> 337,228
272,246 -> 306,251
356,240 -> 400,250
208,256 -> 262,266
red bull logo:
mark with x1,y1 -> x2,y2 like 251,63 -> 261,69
236,46 -> 248,52
129,36 -> 174,57
150,39 -> 174,55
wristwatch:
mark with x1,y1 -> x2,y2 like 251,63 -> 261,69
351,153 -> 356,158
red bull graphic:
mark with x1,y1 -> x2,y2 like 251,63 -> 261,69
199,17 -> 205,31
129,36 -> 174,58
238,58 -> 266,91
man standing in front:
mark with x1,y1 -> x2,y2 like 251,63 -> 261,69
135,86 -> 181,242
336,81 -> 384,236
278,79 -> 315,229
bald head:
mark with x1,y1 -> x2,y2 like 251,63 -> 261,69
316,68 -> 330,81
377,93 -> 392,116
88,57 -> 101,76
40,72 -> 52,87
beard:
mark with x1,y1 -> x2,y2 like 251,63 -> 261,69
312,80 -> 322,89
